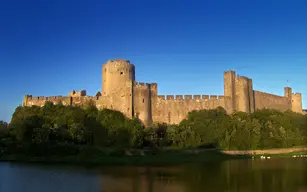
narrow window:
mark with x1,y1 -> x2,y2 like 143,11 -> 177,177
142,98 -> 144,103
120,72 -> 123,75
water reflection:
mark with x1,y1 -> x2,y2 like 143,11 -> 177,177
0,158 -> 306,192
0,163 -> 100,192
99,159 -> 307,192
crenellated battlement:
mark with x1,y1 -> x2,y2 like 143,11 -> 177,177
176,95 -> 183,100
134,81 -> 151,89
156,94 -> 226,101
193,95 -> 201,100
166,95 -> 174,100
136,82 -> 145,86
68,90 -> 86,97
150,83 -> 157,88
236,75 -> 248,79
23,94 -> 104,108
293,92 -> 302,96
184,95 -> 192,100
150,83 -> 158,95
104,59 -> 133,72
26,95 -> 67,101
27,95 -> 62,101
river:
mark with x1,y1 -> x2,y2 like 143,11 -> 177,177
0,158 -> 306,192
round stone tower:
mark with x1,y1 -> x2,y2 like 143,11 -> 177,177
102,59 -> 135,96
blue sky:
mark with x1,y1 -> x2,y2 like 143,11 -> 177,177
0,0 -> 306,122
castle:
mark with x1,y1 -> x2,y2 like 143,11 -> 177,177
22,59 -> 304,126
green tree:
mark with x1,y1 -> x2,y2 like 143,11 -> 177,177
0,120 -> 9,138
10,115 -> 44,143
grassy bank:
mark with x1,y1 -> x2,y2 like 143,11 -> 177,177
1,146 -> 307,166
0,148 -> 247,166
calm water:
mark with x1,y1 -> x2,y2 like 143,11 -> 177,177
0,158 -> 306,192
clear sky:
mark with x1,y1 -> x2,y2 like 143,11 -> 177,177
0,0 -> 306,122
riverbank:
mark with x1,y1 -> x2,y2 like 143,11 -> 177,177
0,148 -> 246,166
1,146 -> 307,166
222,147 -> 307,156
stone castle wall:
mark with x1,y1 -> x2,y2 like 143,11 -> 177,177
253,90 -> 291,111
23,85 -> 134,119
152,95 -> 230,124
133,82 -> 153,126
22,59 -> 304,126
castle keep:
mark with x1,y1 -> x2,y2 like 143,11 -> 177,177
23,59 -> 304,126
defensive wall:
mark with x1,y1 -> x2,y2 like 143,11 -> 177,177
253,90 -> 291,111
22,59 -> 304,126
152,95 -> 229,124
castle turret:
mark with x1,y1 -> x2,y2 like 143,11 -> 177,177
235,76 -> 251,113
224,71 -> 236,112
291,92 -> 303,113
102,59 -> 135,96
247,78 -> 255,112
224,71 -> 255,113
23,95 -> 30,106
102,59 -> 135,118
284,87 -> 303,113
284,87 -> 293,110
224,70 -> 254,113
284,87 -> 292,98
150,83 -> 158,96
133,82 -> 153,127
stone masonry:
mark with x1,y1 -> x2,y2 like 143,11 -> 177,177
22,59 -> 304,126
